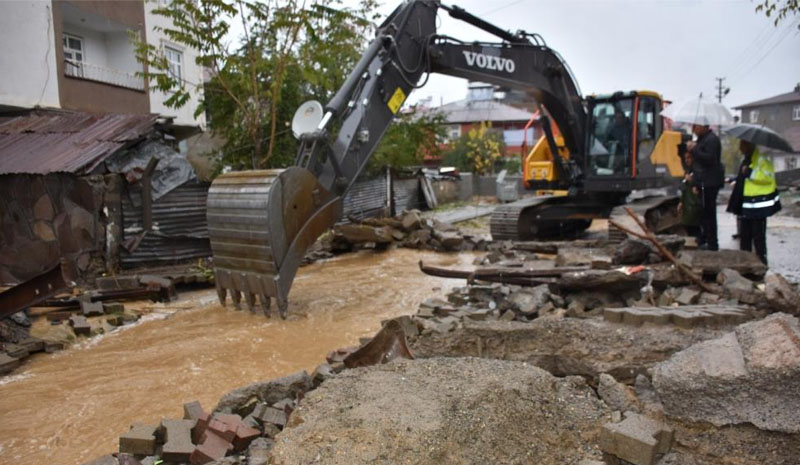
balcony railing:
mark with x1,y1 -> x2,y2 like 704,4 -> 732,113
64,59 -> 145,91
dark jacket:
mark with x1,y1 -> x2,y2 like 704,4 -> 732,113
690,130 -> 724,188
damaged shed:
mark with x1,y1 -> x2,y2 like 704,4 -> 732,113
0,109 -> 211,285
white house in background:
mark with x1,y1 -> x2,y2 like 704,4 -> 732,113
145,0 -> 205,136
0,0 -> 204,139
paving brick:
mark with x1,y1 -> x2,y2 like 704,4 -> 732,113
160,418 -> 195,462
103,302 -> 125,314
19,337 -> 45,353
106,315 -> 124,326
96,275 -> 141,291
603,308 -> 625,323
192,412 -> 210,444
119,423 -> 157,456
190,429 -> 231,465
184,400 -> 205,422
258,406 -> 287,428
0,353 -> 20,375
212,413 -> 261,451
207,418 -> 236,442
4,343 -> 29,359
600,412 -> 673,465
81,300 -> 105,317
69,315 -> 91,336
44,341 -> 65,353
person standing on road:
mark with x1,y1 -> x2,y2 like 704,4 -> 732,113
686,124 -> 724,250
727,139 -> 780,264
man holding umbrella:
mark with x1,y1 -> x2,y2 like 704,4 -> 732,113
687,123 -> 724,250
661,94 -> 734,251
725,123 -> 790,265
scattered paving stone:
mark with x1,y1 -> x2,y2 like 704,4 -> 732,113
69,315 -> 91,336
257,407 -> 286,428
598,373 -> 641,413
161,419 -> 195,463
103,302 -> 125,314
311,363 -> 334,388
247,437 -> 275,465
499,309 -> 516,321
4,343 -> 29,359
0,353 -> 20,375
96,276 -> 141,291
214,371 -> 311,415
674,288 -> 700,305
119,423 -> 157,456
652,313 -> 800,433
600,412 -> 673,465
604,305 -> 750,328
190,429 -> 232,465
81,300 -> 105,317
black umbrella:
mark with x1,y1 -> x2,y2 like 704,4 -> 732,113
723,123 -> 795,153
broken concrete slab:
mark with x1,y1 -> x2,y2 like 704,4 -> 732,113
559,269 -> 646,293
334,224 -> 394,244
652,313 -> 800,433
160,419 -> 195,463
678,249 -> 768,279
599,412 -> 673,465
95,275 -> 141,291
556,247 -> 612,268
716,268 -> 760,305
119,423 -> 157,456
764,272 -> 800,315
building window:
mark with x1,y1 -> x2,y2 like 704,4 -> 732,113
787,157 -> 797,170
749,110 -> 760,124
448,125 -> 461,141
164,46 -> 183,83
793,105 -> 800,121
63,33 -> 84,76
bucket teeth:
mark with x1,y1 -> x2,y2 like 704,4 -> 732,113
207,168 -> 341,320
245,292 -> 256,312
216,285 -> 227,307
230,290 -> 242,309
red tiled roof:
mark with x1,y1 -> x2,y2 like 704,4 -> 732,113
0,110 -> 157,174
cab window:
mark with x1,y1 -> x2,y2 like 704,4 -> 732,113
588,99 -> 633,176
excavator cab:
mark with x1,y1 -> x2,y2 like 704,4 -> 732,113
587,96 -> 635,177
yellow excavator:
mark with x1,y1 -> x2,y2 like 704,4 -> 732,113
206,1 -> 686,317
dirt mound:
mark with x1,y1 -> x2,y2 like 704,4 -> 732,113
269,357 -> 610,465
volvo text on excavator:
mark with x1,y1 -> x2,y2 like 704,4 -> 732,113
206,0 -> 686,317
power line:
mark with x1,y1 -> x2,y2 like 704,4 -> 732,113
730,18 -> 800,85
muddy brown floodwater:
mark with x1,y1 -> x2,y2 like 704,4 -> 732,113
0,249 -> 477,465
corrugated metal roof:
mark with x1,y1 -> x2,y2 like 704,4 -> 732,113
426,99 -> 534,124
0,110 -> 157,175
734,90 -> 800,109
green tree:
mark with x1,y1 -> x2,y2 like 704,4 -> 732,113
367,108 -> 447,174
755,0 -> 800,27
133,0 -> 376,170
443,122 -> 505,175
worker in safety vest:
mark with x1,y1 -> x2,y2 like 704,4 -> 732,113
727,139 -> 781,264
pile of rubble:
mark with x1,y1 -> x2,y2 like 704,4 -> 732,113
0,272 -> 182,375
76,226 -> 800,465
323,210 -> 488,254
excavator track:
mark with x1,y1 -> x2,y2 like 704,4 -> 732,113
490,196 -> 596,241
207,168 -> 342,318
608,195 -> 681,242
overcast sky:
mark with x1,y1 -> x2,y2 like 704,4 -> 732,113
356,0 -> 799,111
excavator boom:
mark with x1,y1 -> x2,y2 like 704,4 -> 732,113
207,0 -> 681,316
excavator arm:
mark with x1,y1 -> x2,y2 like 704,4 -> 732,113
207,0 -> 588,317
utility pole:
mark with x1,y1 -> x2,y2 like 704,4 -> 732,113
715,77 -> 730,103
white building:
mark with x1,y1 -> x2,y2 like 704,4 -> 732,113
0,0 -> 204,135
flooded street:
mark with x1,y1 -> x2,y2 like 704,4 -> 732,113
0,249 -> 476,465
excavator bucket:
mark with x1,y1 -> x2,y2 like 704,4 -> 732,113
206,168 -> 342,318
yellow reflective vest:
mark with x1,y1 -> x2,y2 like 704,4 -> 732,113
742,148 -> 780,218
